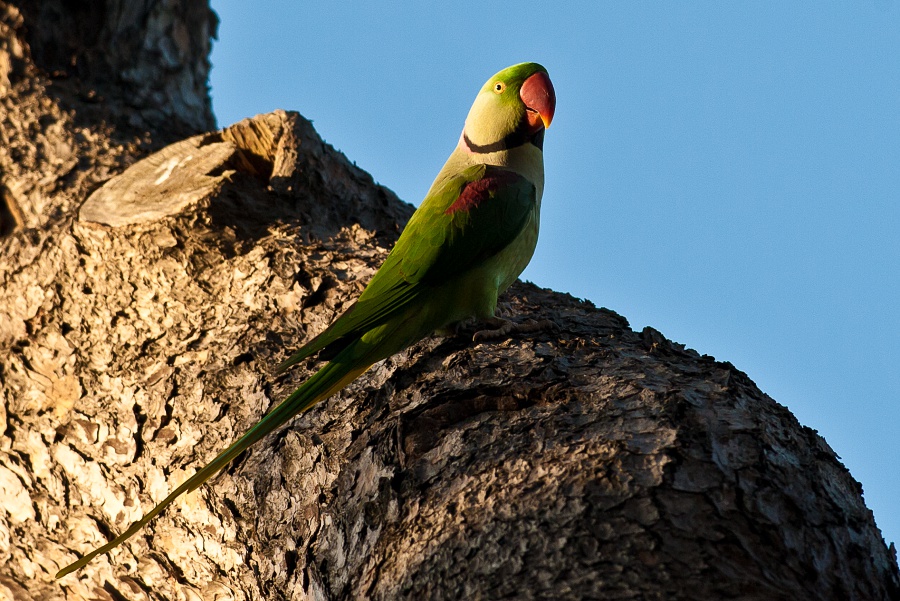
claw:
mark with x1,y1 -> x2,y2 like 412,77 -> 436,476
473,318 -> 557,343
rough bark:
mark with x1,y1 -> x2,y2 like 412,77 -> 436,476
1,2 -> 898,600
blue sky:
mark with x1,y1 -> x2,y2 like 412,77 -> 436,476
209,2 -> 899,548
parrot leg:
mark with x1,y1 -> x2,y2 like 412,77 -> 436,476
472,317 -> 557,342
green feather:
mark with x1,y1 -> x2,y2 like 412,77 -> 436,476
277,164 -> 535,370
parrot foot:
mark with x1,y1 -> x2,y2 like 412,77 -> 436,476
472,318 -> 557,343
494,301 -> 514,318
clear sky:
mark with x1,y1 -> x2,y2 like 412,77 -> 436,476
209,2 -> 899,549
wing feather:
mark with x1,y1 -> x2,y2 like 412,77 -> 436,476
277,164 -> 535,371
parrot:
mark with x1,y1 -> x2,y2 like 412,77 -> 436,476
56,61 -> 556,578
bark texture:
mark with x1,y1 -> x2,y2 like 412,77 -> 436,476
1,2 -> 898,600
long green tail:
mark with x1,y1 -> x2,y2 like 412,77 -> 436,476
55,353 -> 371,578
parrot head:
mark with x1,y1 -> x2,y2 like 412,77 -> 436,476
462,62 -> 556,153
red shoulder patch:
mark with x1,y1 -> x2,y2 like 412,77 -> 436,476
444,169 -> 521,215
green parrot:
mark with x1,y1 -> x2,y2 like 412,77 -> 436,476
56,61 -> 556,578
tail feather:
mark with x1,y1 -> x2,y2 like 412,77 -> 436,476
55,353 -> 371,579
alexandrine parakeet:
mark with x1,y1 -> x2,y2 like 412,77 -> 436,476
57,61 -> 556,578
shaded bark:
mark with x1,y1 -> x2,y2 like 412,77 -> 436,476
14,0 -> 215,136
1,2 -> 898,600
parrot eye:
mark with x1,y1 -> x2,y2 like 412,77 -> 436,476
493,81 -> 506,94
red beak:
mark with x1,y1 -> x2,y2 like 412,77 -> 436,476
520,71 -> 556,131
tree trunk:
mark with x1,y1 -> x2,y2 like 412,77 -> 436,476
1,2 -> 898,600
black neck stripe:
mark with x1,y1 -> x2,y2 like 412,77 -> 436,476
464,126 -> 544,154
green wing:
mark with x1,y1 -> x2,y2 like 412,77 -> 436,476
278,164 -> 535,370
